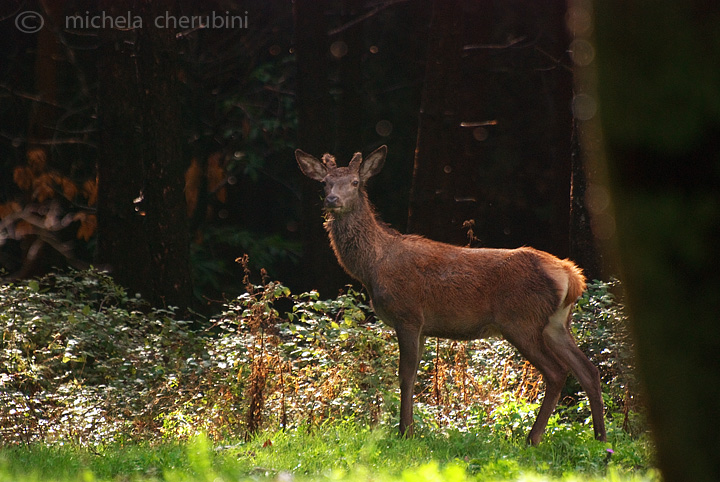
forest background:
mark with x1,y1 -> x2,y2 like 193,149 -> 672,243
1,1 -> 719,481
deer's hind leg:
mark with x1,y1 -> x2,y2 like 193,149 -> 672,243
501,320 -> 570,445
543,306 -> 607,442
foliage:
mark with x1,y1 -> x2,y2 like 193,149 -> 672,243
187,51 -> 300,301
190,225 -> 300,299
0,270 -> 204,445
571,279 -> 643,435
1,270 -> 642,448
200,270 -> 397,438
0,148 -> 97,274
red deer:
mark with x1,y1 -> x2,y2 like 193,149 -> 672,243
296,145 -> 606,445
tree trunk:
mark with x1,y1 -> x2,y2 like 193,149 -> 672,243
409,0 -> 575,259
569,121 -> 605,281
294,0 -> 352,296
407,0 -> 466,241
97,1 -> 192,311
590,1 -> 720,480
333,0 -> 366,159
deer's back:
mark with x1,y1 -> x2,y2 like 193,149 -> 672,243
368,235 -> 577,339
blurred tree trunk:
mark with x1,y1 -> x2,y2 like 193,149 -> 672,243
591,1 -> 720,480
409,0 -> 576,260
96,1 -> 193,311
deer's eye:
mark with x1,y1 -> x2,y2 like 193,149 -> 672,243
320,181 -> 327,187
352,180 -> 359,187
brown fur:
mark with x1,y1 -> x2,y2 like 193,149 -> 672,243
296,145 -> 606,445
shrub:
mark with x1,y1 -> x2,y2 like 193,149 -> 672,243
0,270 -> 202,445
572,279 -> 643,434
0,270 -> 641,445
202,278 -> 397,437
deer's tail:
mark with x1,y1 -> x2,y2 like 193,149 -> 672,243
562,259 -> 587,307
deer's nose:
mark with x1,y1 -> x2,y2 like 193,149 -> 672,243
325,194 -> 341,208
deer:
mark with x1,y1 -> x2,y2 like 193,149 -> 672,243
295,145 -> 606,445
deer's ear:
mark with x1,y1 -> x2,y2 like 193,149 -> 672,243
359,145 -> 387,181
348,152 -> 363,172
296,149 -> 327,182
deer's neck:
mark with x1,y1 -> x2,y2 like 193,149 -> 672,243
325,194 -> 396,286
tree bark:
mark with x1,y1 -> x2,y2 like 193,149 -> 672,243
569,121 -> 604,280
97,1 -> 192,311
591,1 -> 720,480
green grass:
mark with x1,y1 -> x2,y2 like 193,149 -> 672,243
0,420 -> 658,482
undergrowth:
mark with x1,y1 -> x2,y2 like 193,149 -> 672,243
1,268 -> 643,448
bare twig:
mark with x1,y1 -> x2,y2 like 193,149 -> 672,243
328,0 -> 411,36
462,36 -> 527,51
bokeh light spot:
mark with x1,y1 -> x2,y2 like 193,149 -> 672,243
375,120 -> 393,137
330,41 -> 348,59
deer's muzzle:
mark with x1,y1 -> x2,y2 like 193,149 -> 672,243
324,194 -> 342,210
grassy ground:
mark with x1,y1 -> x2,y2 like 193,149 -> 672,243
0,419 -> 658,482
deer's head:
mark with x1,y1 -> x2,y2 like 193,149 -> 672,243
296,145 -> 387,214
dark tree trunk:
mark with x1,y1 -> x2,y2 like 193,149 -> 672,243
294,0 -> 352,296
96,1 -> 192,311
591,1 -> 720,480
409,0 -> 575,260
333,0 -> 366,159
569,121 -> 604,281
28,2 -> 64,152
96,2 -> 148,296
407,0 -> 466,240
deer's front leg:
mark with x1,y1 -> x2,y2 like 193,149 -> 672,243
396,325 -> 423,437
